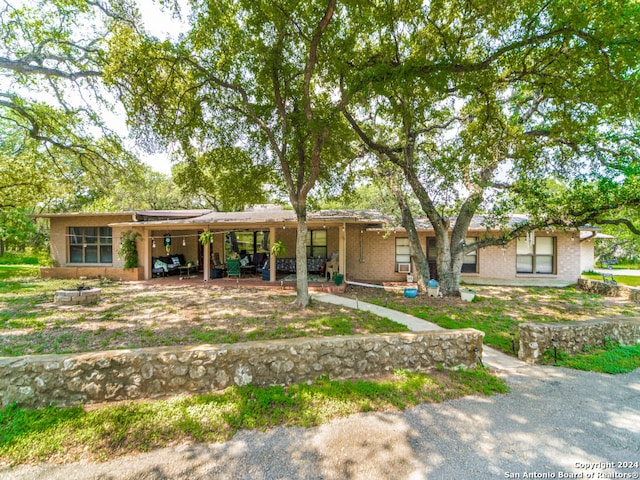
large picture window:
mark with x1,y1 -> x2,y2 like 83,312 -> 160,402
395,238 -> 411,272
516,236 -> 555,274
69,227 -> 112,264
225,231 -> 270,258
306,230 -> 327,258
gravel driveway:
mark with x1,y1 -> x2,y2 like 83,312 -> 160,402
3,365 -> 639,480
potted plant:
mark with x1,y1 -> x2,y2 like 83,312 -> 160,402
460,288 -> 476,302
270,240 -> 286,258
199,230 -> 213,245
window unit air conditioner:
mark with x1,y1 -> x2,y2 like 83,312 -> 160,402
397,263 -> 411,273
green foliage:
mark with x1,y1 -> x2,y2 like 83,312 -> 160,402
0,2 -> 141,215
539,342 -> 640,374
0,248 -> 49,265
199,231 -> 212,246
118,231 -> 141,269
366,285 -> 639,354
270,240 -> 286,258
0,368 -> 506,464
0,265 -> 40,280
172,148 -> 274,211
334,0 -> 640,294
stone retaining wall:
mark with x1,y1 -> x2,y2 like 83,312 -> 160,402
518,318 -> 640,363
577,278 -> 640,303
0,329 -> 484,409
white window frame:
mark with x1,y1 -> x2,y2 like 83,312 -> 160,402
395,238 -> 411,273
516,236 -> 555,274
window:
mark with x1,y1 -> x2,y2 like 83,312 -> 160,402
516,236 -> 555,274
306,230 -> 327,258
461,237 -> 478,273
69,227 -> 112,264
225,231 -> 270,258
427,237 -> 478,273
395,238 -> 411,272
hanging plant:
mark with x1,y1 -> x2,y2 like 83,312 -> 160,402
199,230 -> 213,245
119,231 -> 142,269
271,240 -> 286,257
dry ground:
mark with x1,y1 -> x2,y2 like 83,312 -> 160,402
2,278 -> 638,357
0,280 -> 406,356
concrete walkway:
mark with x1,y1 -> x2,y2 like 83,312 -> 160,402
595,268 -> 640,276
313,292 -> 527,371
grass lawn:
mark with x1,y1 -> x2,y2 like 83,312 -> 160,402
0,266 -> 509,465
539,342 -> 640,374
0,368 -> 508,465
0,272 -> 409,356
345,284 -> 640,355
581,271 -> 640,287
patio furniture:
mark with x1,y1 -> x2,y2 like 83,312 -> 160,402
227,258 -> 241,279
602,273 -> 617,285
152,255 -> 187,276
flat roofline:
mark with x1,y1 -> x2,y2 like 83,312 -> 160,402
31,212 -> 135,219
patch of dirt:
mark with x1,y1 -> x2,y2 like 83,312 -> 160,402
0,283 -> 401,356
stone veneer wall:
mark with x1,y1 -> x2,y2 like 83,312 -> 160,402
518,318 -> 640,363
577,278 -> 640,303
0,329 -> 483,409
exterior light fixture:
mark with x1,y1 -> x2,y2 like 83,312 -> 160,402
182,237 -> 186,247
152,239 -> 156,249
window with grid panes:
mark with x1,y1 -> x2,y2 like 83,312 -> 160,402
427,237 -> 477,273
69,227 -> 112,264
461,237 -> 478,273
395,237 -> 411,272
306,230 -> 327,258
516,236 -> 555,274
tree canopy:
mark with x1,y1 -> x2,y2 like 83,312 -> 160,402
106,0 -> 358,306
0,0 -> 140,213
336,0 -> 640,294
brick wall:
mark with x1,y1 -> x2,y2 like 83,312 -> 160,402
347,230 -> 583,284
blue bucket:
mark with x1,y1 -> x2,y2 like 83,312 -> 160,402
404,287 -> 418,298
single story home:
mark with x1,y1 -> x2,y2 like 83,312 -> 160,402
35,205 -> 600,286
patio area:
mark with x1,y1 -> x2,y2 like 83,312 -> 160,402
143,272 -> 346,294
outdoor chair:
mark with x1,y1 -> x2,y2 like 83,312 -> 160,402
226,258 -> 241,279
602,273 -> 617,285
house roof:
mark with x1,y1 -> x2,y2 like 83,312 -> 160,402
108,208 -> 391,228
35,207 -> 604,235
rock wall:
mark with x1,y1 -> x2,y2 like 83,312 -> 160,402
518,318 -> 640,363
0,329 -> 484,409
577,278 -> 640,303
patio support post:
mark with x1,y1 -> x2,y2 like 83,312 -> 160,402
143,229 -> 151,280
203,237 -> 210,281
339,222 -> 346,279
270,226 -> 276,282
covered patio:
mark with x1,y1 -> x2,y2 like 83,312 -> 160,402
109,207 -> 387,284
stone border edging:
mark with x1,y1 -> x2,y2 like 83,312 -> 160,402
518,318 -> 640,363
577,278 -> 640,303
0,329 -> 484,409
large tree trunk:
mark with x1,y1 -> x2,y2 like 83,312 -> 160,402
394,187 -> 430,291
293,208 -> 310,308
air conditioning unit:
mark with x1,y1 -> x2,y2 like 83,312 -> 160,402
397,263 -> 411,273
